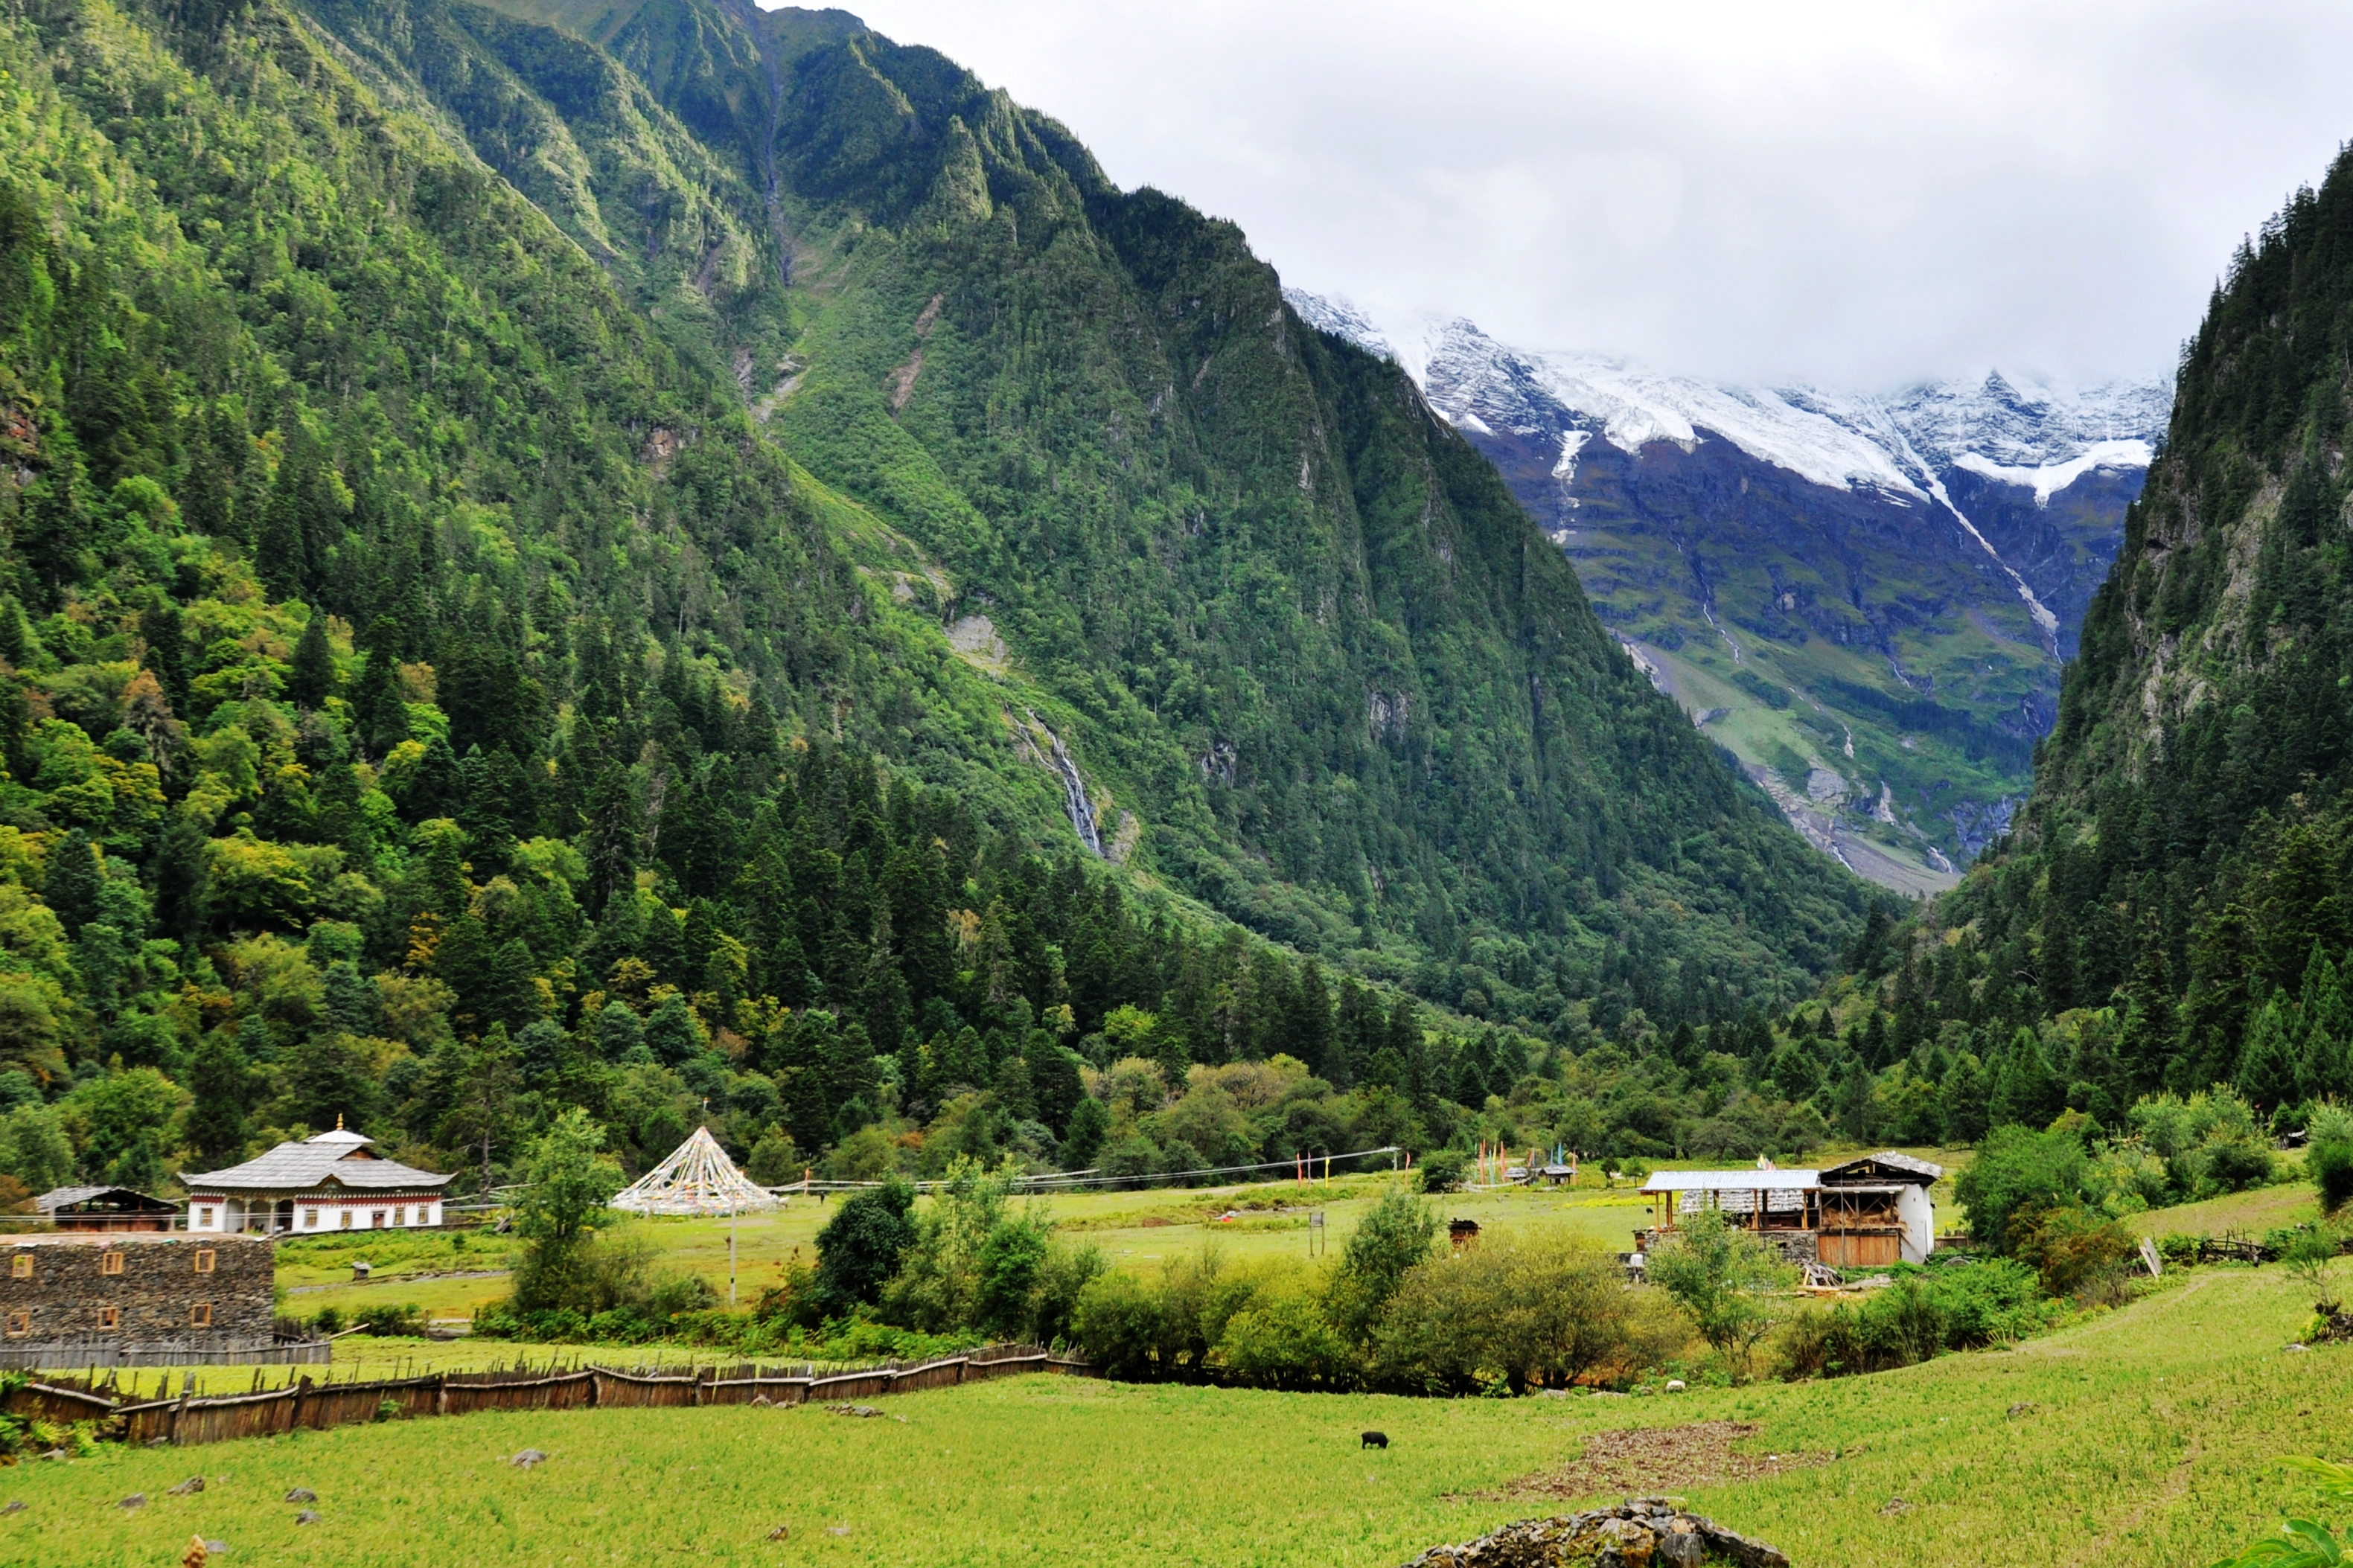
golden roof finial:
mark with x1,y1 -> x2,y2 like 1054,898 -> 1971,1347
336,1113 -> 345,1131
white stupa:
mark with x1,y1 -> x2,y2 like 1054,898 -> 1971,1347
609,1126 -> 776,1216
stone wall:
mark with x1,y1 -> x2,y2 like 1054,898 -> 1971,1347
0,1235 -> 273,1349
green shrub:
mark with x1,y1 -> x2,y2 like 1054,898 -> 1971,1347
1213,1287 -> 1353,1390
355,1302 -> 425,1337
1417,1148 -> 1468,1194
1954,1124 -> 2089,1253
2156,1232 -> 2207,1267
2200,1136 -> 2278,1193
1647,1210 -> 1789,1376
2014,1205 -> 2136,1298
1924,1258 -> 2055,1347
1372,1234 -> 1651,1393
1774,1258 -> 2056,1379
811,1177 -> 916,1316
2312,1139 -> 2353,1217
1070,1269 -> 1171,1379
1325,1188 -> 1437,1343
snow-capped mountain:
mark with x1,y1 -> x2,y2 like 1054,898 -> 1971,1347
1289,290 -> 2168,645
1291,290 -> 2165,501
1285,288 -> 2172,892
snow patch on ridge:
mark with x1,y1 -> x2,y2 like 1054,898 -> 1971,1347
1952,439 -> 2154,505
1283,287 -> 2168,513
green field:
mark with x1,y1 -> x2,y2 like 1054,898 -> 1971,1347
278,1147 -> 1985,1328
277,1175 -> 1673,1324
4,1261 -> 2335,1567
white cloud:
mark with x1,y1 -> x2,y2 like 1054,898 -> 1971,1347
791,0 -> 2353,385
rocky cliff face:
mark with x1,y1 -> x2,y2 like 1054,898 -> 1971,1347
1289,295 -> 2168,890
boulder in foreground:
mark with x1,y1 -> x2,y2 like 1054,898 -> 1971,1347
1403,1499 -> 1790,1567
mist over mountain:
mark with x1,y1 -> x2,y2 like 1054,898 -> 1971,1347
1288,291 -> 2171,892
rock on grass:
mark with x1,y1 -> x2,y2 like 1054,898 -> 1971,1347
1402,1499 -> 1789,1568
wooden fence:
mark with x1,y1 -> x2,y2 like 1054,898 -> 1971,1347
9,1344 -> 1091,1449
0,1339 -> 334,1372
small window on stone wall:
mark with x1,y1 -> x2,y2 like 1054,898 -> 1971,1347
195,1249 -> 216,1274
190,1303 -> 211,1328
9,1255 -> 29,1279
98,1307 -> 120,1331
4,1312 -> 24,1336
100,1252 -> 124,1276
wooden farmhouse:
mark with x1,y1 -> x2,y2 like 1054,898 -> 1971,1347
1638,1151 -> 1942,1267
181,1127 -> 453,1236
0,1235 -> 273,1366
33,1185 -> 179,1232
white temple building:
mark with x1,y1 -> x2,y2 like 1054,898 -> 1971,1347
181,1126 -> 455,1235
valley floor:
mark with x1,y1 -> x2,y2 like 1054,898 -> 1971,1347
9,1264 -> 2331,1567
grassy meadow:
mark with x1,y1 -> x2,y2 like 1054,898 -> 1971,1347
4,1260 -> 2337,1567
276,1146 -> 1977,1325
275,1173 -> 1673,1324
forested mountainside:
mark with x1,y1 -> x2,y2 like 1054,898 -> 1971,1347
1837,150 -> 2353,1129
0,0 -> 1865,1190
1288,295 -> 2168,896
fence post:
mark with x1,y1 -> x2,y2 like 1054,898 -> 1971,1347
291,1375 -> 311,1433
434,1372 -> 447,1418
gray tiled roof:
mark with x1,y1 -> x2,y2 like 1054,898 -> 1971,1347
1819,1151 -> 1944,1183
181,1132 -> 453,1193
34,1185 -> 174,1213
33,1185 -> 109,1211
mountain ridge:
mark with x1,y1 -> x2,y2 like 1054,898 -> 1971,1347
0,0 -> 1873,1125
1287,290 -> 2168,890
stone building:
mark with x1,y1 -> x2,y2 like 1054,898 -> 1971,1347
182,1126 -> 453,1235
0,1235 -> 273,1362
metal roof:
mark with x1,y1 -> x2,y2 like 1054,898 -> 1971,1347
34,1185 -> 176,1214
1819,1151 -> 1943,1184
1641,1170 -> 1821,1192
181,1130 -> 453,1193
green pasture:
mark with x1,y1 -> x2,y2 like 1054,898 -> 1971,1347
275,1174 -> 1669,1323
6,1262 -> 2338,1567
279,1143 -> 1976,1325
2123,1178 -> 2317,1241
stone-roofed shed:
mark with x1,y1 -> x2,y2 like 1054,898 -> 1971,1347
34,1185 -> 179,1232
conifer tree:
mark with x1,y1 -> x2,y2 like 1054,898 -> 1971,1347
183,1035 -> 251,1165
2235,994 -> 2302,1113
43,831 -> 101,939
287,611 -> 333,709
1940,1052 -> 1990,1144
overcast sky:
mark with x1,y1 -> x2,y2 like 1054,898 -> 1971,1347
794,0 -> 2353,390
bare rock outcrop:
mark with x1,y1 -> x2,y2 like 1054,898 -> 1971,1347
1402,1498 -> 1790,1568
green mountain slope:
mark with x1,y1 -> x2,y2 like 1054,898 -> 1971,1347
462,1 -> 1871,1015
1889,152 -> 2353,1121
0,0 -> 1865,1203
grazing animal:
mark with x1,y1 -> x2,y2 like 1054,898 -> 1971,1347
1361,1430 -> 1389,1450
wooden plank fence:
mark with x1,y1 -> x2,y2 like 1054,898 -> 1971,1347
0,1340 -> 334,1372
8,1344 -> 1092,1449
